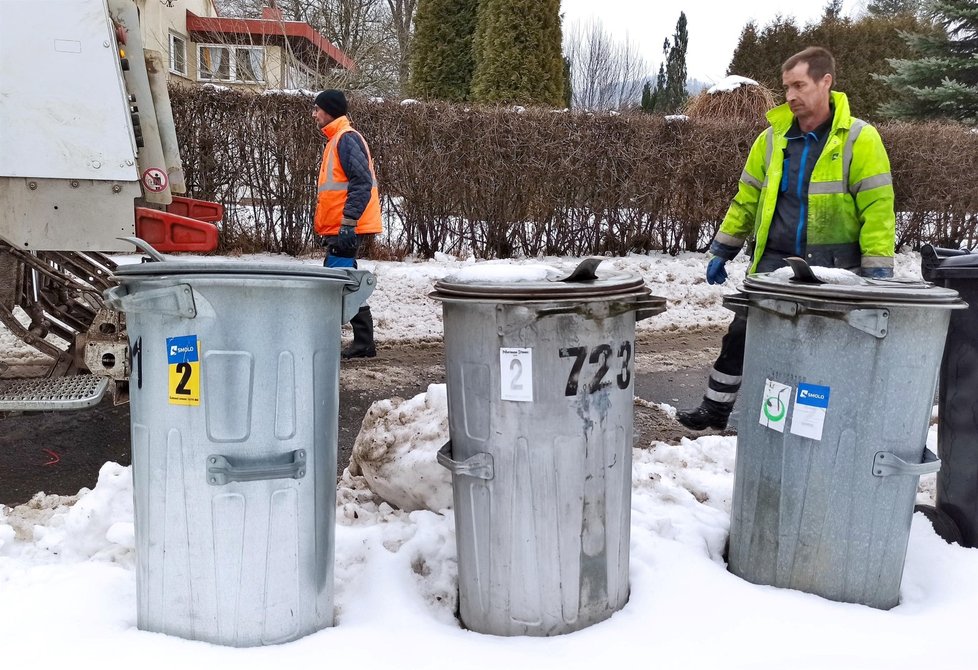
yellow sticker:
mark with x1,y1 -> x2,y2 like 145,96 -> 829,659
166,335 -> 201,405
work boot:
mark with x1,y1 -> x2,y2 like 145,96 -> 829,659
676,398 -> 733,431
342,305 -> 376,359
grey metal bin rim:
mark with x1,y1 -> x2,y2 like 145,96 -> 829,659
743,273 -> 965,306
431,275 -> 648,300
112,260 -> 362,282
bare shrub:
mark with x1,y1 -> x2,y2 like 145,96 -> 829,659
170,86 -> 978,258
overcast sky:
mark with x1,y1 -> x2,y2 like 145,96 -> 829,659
560,0 -> 865,83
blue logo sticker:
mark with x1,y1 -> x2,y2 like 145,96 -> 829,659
797,383 -> 830,409
166,335 -> 199,364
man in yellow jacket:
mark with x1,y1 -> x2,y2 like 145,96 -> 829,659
677,47 -> 896,431
313,89 -> 382,358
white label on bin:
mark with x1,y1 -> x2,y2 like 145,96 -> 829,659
760,379 -> 791,432
790,383 -> 830,441
167,334 -> 201,406
500,348 -> 533,402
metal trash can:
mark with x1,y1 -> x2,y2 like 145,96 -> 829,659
104,255 -> 374,646
921,245 -> 978,547
431,258 -> 665,636
725,259 -> 964,609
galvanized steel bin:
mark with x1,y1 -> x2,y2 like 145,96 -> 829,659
431,259 -> 664,636
725,262 -> 964,609
105,258 -> 374,646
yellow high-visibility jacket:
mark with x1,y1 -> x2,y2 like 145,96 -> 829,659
714,91 -> 895,273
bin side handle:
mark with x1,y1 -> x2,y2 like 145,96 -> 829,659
872,449 -> 940,477
341,270 -> 376,323
206,450 -> 307,485
437,441 -> 494,480
103,283 -> 197,318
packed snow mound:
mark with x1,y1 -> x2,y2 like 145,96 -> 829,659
769,265 -> 863,285
446,262 -> 560,284
349,384 -> 453,512
708,75 -> 759,94
0,462 -> 133,563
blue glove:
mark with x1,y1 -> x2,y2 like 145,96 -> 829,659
861,266 -> 893,279
706,256 -> 728,285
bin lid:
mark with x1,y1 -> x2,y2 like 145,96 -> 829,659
430,257 -> 652,300
112,259 -> 359,283
743,259 -> 962,305
928,252 -> 978,279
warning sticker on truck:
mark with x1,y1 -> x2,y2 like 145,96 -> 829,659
166,335 -> 200,405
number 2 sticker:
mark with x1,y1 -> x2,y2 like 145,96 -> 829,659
167,335 -> 201,405
500,347 -> 533,402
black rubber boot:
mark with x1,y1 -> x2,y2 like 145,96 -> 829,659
342,305 -> 376,359
676,398 -> 733,431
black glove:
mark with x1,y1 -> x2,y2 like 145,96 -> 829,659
331,217 -> 359,257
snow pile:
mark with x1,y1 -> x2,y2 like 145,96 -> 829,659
708,75 -> 760,94
769,265 -> 863,285
349,384 -> 453,512
2,410 -> 977,667
0,462 -> 133,563
446,262 -> 560,284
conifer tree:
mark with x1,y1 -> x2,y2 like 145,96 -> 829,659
879,0 -> 978,122
650,13 -> 689,114
866,0 -> 923,18
470,0 -> 565,106
409,0 -> 479,101
641,81 -> 653,112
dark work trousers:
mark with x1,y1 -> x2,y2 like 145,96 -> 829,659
706,252 -> 792,404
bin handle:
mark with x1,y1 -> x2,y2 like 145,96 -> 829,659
206,450 -> 307,486
103,283 -> 197,318
437,441 -> 494,480
117,236 -> 167,262
872,449 -> 940,478
341,270 -> 376,323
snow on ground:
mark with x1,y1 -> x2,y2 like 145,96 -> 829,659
2,249 -> 974,668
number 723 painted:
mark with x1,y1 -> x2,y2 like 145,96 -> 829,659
166,335 -> 201,405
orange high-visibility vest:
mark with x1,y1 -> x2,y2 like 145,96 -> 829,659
314,116 -> 382,236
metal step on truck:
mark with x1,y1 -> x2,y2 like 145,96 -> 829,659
0,0 -> 222,411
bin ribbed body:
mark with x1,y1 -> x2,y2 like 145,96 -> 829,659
729,301 -> 951,609
442,300 -> 635,636
121,273 -> 346,646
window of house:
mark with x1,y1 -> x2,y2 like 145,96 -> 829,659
197,44 -> 264,83
169,34 -> 187,76
286,62 -> 317,90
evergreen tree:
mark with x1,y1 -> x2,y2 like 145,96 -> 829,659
866,0 -> 923,18
727,16 -> 803,94
651,13 -> 689,114
409,0 -> 479,101
641,81 -> 653,112
470,0 -> 565,106
879,0 -> 978,122
824,0 -> 844,21
665,12 -> 689,112
562,56 -> 573,109
726,11 -> 933,120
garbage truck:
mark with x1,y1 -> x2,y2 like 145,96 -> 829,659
0,0 -> 221,410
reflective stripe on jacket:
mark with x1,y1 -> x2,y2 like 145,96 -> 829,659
714,90 -> 895,273
314,116 -> 382,236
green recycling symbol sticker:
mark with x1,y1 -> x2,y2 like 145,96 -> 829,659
760,379 -> 792,432
763,396 -> 786,422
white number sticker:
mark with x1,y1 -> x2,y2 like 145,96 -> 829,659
500,347 -> 533,402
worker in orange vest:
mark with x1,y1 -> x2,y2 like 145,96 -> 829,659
313,89 -> 382,358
